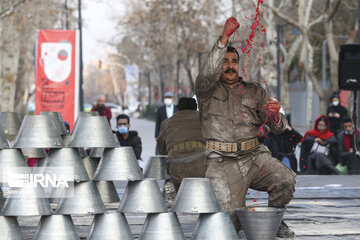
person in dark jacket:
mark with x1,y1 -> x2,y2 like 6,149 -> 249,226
300,115 -> 339,174
327,92 -> 348,136
91,95 -> 112,124
155,92 -> 179,138
337,116 -> 360,174
114,114 -> 142,161
262,114 -> 303,173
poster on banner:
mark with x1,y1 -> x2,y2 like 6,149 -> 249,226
35,30 -> 79,131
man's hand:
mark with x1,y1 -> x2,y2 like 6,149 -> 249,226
264,98 -> 281,124
334,113 -> 340,118
220,17 -> 240,45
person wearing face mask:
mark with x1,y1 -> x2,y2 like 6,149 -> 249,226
299,115 -> 339,175
114,114 -> 142,163
327,92 -> 348,136
337,116 -> 360,174
155,92 -> 179,152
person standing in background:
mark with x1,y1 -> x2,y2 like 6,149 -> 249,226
327,92 -> 348,136
91,95 -> 112,124
154,91 -> 178,154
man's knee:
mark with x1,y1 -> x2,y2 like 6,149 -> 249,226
268,178 -> 295,207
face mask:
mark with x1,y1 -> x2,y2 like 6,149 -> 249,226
164,98 -> 173,106
345,130 -> 354,135
332,101 -> 339,106
118,126 -> 128,134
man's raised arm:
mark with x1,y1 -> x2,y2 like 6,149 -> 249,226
195,17 -> 239,97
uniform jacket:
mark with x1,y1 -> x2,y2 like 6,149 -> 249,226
157,110 -> 205,161
155,104 -> 179,138
195,40 -> 287,144
114,130 -> 142,160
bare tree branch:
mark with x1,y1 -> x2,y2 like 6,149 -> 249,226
262,2 -> 303,32
327,0 -> 341,22
0,0 -> 26,19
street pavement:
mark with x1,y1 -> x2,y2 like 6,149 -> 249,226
14,117 -> 360,239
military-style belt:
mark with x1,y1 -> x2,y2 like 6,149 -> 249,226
206,138 -> 259,152
168,141 -> 205,154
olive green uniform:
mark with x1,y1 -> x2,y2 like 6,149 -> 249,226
195,40 -> 296,231
157,110 -> 207,190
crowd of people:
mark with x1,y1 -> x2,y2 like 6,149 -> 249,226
260,92 -> 360,175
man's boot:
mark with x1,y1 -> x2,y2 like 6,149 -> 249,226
164,180 -> 176,208
276,220 -> 295,238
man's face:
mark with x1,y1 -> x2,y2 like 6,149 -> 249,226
222,52 -> 239,85
97,96 -> 106,106
317,120 -> 327,133
117,118 -> 129,129
344,122 -> 353,133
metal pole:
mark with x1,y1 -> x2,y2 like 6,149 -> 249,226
147,72 -> 151,120
65,0 -> 69,29
276,24 -> 281,101
78,0 -> 84,111
354,0 -> 360,150
176,60 -> 181,101
160,66 -> 165,102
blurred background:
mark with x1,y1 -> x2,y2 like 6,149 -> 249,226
0,0 -> 359,133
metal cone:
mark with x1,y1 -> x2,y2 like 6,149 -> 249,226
95,181 -> 120,203
89,147 -> 104,158
62,134 -> 71,147
0,186 -> 5,209
118,179 -> 167,213
0,216 -> 23,239
45,148 -> 90,181
34,215 -> 79,240
40,111 -> 68,136
78,148 -> 88,158
13,115 -> 64,148
79,111 -> 99,117
0,124 -> 10,149
87,212 -> 133,240
0,149 -> 30,183
171,178 -> 220,213
68,116 -> 117,148
144,155 -> 170,180
1,184 -> 52,216
191,212 -> 238,240
83,157 -> 98,179
139,212 -> 185,240
21,148 -> 47,158
0,112 -> 21,143
56,181 -> 105,215
94,147 -> 143,181
236,207 -> 285,240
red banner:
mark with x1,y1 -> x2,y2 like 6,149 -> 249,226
35,30 -> 79,131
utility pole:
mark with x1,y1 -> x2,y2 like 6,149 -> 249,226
176,60 -> 181,101
147,72 -> 151,120
78,0 -> 84,111
160,65 -> 165,102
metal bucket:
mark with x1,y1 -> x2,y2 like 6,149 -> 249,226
236,207 -> 285,240
13,115 -> 64,148
191,212 -> 238,240
94,147 -> 143,181
68,116 -> 118,148
144,156 -> 170,180
34,215 -> 79,240
118,179 -> 167,213
87,212 -> 133,240
139,212 -> 185,240
171,178 -> 220,213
